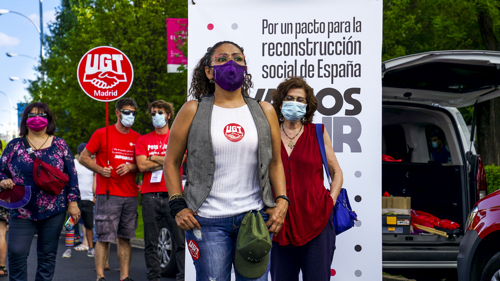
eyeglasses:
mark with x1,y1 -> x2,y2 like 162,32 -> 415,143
120,109 -> 137,116
150,110 -> 164,117
28,113 -> 47,118
284,95 -> 307,104
212,53 -> 246,65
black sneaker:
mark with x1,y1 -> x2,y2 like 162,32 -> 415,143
121,278 -> 134,281
97,278 -> 106,281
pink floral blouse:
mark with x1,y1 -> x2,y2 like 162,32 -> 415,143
0,137 -> 80,221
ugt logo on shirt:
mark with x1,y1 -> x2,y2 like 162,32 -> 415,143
224,123 -> 245,142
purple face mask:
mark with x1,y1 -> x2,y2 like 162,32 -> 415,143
26,116 -> 48,132
212,60 -> 247,92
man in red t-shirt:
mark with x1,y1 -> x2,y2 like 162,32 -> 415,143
135,100 -> 185,281
80,98 -> 141,281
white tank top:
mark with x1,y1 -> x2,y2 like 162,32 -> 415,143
196,104 -> 264,218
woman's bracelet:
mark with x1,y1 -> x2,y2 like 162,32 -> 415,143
275,195 -> 291,205
169,193 -> 183,202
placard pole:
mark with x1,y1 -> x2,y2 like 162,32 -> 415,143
106,102 -> 110,199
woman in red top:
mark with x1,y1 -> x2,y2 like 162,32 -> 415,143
270,77 -> 343,281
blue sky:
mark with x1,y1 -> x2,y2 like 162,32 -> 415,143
0,0 -> 60,136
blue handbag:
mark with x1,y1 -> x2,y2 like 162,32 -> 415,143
315,124 -> 357,235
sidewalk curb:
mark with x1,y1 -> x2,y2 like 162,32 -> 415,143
131,238 -> 145,248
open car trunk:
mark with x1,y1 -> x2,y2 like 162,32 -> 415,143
381,51 -> 500,268
381,102 -> 467,268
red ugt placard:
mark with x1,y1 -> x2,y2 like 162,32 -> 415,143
77,46 -> 134,102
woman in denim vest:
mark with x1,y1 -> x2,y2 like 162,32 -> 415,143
164,41 -> 288,280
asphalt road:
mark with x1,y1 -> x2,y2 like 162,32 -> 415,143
21,234 -> 176,281
13,233 -> 457,281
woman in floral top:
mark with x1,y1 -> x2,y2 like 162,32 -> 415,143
0,102 -> 80,281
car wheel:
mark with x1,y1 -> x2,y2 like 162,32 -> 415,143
480,252 -> 500,281
158,220 -> 178,277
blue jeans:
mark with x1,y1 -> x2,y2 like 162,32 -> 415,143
185,210 -> 270,281
8,211 -> 66,281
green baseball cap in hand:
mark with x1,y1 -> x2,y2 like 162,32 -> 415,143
235,211 -> 272,279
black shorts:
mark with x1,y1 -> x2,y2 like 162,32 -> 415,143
78,200 -> 94,229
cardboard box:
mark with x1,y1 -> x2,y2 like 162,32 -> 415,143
382,197 -> 411,209
382,215 -> 411,234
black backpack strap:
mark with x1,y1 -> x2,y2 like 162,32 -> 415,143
21,137 -> 36,161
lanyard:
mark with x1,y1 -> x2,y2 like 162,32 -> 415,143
154,130 -> 169,155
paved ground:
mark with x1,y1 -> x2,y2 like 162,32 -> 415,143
22,234 -> 175,281
13,233 -> 457,281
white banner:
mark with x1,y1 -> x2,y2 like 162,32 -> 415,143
187,0 -> 382,280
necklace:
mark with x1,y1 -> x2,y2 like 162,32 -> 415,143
27,135 -> 50,151
282,124 -> 303,149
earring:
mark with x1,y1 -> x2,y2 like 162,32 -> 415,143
209,79 -> 215,83
279,113 -> 284,123
301,116 -> 307,124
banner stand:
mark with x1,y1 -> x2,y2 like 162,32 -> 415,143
187,0 -> 382,279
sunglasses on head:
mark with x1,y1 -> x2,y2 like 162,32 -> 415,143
150,110 -> 164,117
28,113 -> 47,118
120,109 -> 137,116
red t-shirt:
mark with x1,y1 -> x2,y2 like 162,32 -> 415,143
86,125 -> 141,197
135,130 -> 173,194
273,123 -> 334,246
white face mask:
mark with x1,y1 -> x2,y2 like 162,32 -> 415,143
120,114 -> 135,128
432,141 -> 438,149
281,101 -> 307,122
152,113 -> 167,128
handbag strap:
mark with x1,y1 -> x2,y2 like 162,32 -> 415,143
315,124 -> 332,185
21,137 -> 36,161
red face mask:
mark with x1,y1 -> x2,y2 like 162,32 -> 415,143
26,116 -> 48,132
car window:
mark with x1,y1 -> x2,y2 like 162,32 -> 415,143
425,125 -> 452,164
382,125 -> 412,162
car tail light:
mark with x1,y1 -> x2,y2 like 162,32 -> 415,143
465,206 -> 479,233
477,156 -> 487,199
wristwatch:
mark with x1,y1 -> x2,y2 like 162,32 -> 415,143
275,195 -> 290,205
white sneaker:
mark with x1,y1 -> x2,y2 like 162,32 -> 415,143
62,249 -> 71,258
87,248 -> 95,257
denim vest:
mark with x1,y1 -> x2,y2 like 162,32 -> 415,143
184,95 -> 276,212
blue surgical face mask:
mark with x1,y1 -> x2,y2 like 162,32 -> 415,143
281,101 -> 307,122
152,113 -> 167,128
432,141 -> 438,149
120,114 -> 135,128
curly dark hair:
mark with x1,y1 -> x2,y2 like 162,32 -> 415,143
271,76 -> 317,124
188,41 -> 253,99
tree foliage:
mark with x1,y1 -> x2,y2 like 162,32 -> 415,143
383,0 -> 485,61
28,0 -> 188,153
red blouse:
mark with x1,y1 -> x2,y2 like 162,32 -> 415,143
273,123 -> 334,246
